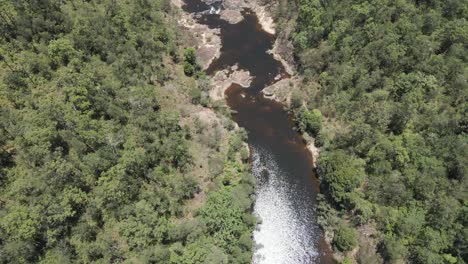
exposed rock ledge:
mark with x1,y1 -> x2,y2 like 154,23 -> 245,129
172,0 -> 221,70
209,68 -> 253,100
249,2 -> 276,35
269,35 -> 296,75
305,135 -> 320,168
262,76 -> 302,105
202,0 -> 276,33
174,0 -> 282,69
220,9 -> 244,24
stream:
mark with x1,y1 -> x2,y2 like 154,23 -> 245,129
183,1 -> 334,263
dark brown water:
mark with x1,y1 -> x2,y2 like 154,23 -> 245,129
183,1 -> 333,263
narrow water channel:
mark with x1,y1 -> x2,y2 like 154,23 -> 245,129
183,1 -> 334,263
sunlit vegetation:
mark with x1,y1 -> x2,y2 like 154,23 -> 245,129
0,0 -> 254,263
183,47 -> 204,78
288,0 -> 467,262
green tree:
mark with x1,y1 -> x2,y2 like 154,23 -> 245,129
294,0 -> 468,260
295,107 -> 322,136
318,150 -> 365,206
333,224 -> 358,252
183,48 -> 201,77
47,38 -> 77,67
0,1 -> 255,262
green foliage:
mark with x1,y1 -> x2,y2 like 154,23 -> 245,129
0,1 -> 255,262
47,38 -> 78,67
290,89 -> 303,109
318,150 -> 365,207
198,188 -> 248,250
183,48 -> 202,78
294,0 -> 468,261
340,257 -> 352,264
165,163 -> 254,264
333,224 -> 358,252
295,106 -> 322,136
228,128 -> 248,160
184,48 -> 197,66
382,235 -> 408,262
1,204 -> 41,241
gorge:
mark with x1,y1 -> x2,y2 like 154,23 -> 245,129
182,1 -> 334,263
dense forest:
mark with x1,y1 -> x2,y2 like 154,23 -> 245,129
282,0 -> 467,263
0,0 -> 254,263
1,0 -> 466,263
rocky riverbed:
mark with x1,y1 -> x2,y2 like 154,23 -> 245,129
209,66 -> 253,100
174,0 -> 335,262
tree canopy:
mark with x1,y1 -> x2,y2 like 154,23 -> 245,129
290,0 -> 467,262
0,0 -> 255,263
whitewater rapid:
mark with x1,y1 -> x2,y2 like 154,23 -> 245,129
251,146 -> 320,264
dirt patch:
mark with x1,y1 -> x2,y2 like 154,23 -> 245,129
195,108 -> 220,126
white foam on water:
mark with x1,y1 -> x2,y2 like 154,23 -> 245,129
251,147 -> 319,264
204,5 -> 221,15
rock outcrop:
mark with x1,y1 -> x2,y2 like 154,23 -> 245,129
210,68 -> 253,100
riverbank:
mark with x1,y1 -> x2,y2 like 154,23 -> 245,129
174,0 -> 296,102
244,1 -> 339,260
171,0 -> 253,219
209,67 -> 252,100
172,0 -> 221,69
174,0 -> 334,262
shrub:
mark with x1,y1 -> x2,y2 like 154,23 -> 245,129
318,150 -> 365,206
290,90 -> 303,109
295,107 -> 322,136
341,257 -> 352,264
314,131 -> 326,147
333,225 -> 358,252
183,48 -> 202,77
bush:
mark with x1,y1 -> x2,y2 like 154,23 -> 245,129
314,131 -> 326,147
295,107 -> 322,136
290,90 -> 303,109
356,238 -> 384,264
47,38 -> 77,66
189,87 -> 201,104
183,62 -> 195,76
382,236 -> 408,262
333,225 -> 358,252
341,258 -> 352,264
183,48 -> 202,77
240,147 -> 249,161
228,128 -> 248,160
318,150 -> 365,206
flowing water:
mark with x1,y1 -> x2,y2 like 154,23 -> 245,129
183,1 -> 334,263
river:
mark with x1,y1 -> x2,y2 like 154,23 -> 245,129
183,1 -> 334,263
